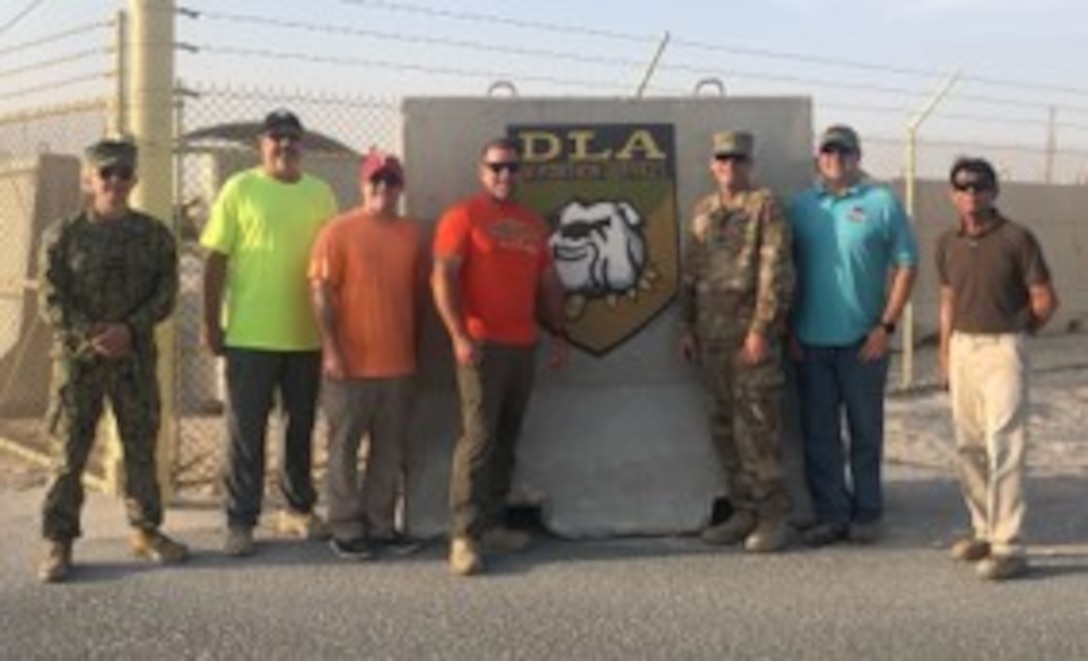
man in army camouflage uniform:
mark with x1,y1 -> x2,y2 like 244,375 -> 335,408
678,130 -> 795,553
36,138 -> 188,583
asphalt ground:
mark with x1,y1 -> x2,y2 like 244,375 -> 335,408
2,465 -> 1087,661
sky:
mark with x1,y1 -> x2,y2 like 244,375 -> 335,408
4,0 -> 1088,179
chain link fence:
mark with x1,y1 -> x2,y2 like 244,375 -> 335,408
171,85 -> 399,494
0,97 -> 113,480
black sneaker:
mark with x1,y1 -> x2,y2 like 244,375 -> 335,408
328,537 -> 374,561
372,532 -> 425,557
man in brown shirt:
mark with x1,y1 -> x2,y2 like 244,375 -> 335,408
935,156 -> 1059,581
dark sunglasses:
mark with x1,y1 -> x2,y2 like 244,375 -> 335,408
98,165 -> 134,181
820,144 -> 856,156
369,173 -> 402,188
952,181 -> 993,193
714,153 -> 750,163
266,131 -> 301,143
484,161 -> 521,174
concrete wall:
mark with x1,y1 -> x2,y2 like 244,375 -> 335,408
891,179 -> 1088,341
0,155 -> 81,416
400,97 -> 814,537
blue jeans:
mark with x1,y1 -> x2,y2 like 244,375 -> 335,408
795,342 -> 889,527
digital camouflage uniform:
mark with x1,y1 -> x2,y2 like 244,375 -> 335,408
38,207 -> 178,541
679,184 -> 795,525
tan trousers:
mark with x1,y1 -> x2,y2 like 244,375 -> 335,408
948,332 -> 1029,556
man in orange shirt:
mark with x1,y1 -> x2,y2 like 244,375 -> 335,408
310,149 -> 425,560
432,137 -> 567,576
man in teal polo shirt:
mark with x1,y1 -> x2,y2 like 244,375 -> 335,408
788,125 -> 918,546
202,109 -> 339,556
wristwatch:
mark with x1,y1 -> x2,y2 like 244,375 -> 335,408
879,320 -> 896,335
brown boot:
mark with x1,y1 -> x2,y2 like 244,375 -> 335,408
37,540 -> 73,584
131,529 -> 189,564
700,510 -> 757,546
479,526 -> 531,552
744,518 -> 793,553
950,538 -> 991,562
449,536 -> 484,576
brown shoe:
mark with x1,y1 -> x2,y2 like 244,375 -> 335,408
701,510 -> 757,546
449,536 -> 484,576
802,522 -> 848,547
479,526 -> 531,552
224,526 -> 256,557
976,554 -> 1028,581
131,529 -> 189,564
744,519 -> 793,553
950,538 -> 991,562
847,521 -> 884,545
37,540 -> 73,584
276,510 -> 330,541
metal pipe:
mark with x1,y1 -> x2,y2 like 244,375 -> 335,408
901,69 -> 961,388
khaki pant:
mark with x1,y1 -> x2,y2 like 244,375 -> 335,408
322,376 -> 416,541
450,343 -> 536,539
949,332 -> 1029,556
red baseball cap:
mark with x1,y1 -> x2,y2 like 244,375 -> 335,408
359,148 -> 404,184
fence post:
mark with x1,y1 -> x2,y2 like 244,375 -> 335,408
128,0 -> 178,500
901,69 -> 960,389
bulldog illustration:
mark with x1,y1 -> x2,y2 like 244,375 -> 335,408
549,199 -> 651,319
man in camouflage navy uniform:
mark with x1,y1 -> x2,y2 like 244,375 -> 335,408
678,130 -> 795,553
36,138 -> 188,583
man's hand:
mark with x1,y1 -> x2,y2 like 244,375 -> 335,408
202,323 -> 224,357
859,326 -> 891,363
938,350 -> 950,391
452,334 -> 481,367
679,330 -> 700,364
739,331 -> 769,366
322,346 -> 347,380
547,333 -> 569,370
90,323 -> 132,359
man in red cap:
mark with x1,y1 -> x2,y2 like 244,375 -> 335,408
309,148 -> 426,559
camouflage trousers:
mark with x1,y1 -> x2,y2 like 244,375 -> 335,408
41,352 -> 163,541
700,339 -> 790,521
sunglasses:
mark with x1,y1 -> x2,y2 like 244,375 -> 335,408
369,173 -> 403,188
266,131 -> 301,143
952,181 -> 994,193
820,144 -> 856,156
484,161 -> 521,174
714,153 -> 750,163
98,165 -> 134,181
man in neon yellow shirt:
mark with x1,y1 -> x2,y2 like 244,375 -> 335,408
201,109 -> 338,556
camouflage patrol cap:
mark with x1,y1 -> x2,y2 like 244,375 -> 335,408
818,124 -> 861,153
84,138 -> 137,168
712,130 -> 754,158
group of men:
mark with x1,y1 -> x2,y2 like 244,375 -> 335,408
34,109 -> 1058,583
680,125 -> 1058,581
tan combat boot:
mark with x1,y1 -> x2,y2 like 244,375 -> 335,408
277,509 -> 330,540
700,510 -> 757,546
131,529 -> 190,564
479,526 -> 531,552
449,536 -> 484,576
37,540 -> 73,584
950,537 -> 991,562
744,517 -> 793,553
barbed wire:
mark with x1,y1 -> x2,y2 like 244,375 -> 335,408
187,44 -> 691,95
180,8 -> 1088,118
4,71 -> 114,102
0,48 -> 109,81
0,0 -> 46,38
0,19 -> 111,58
332,0 -> 1088,100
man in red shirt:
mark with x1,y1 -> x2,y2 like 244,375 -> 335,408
310,149 -> 425,560
432,137 -> 567,576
